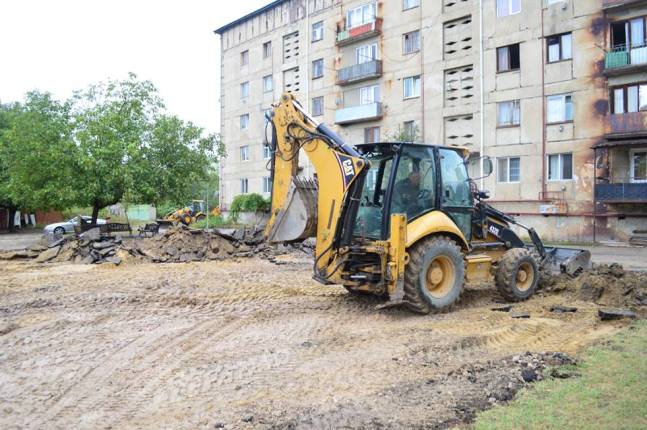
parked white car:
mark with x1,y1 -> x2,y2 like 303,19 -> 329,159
43,216 -> 107,235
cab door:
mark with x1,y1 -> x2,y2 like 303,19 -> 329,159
438,148 -> 473,239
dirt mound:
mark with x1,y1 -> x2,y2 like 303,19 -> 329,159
32,225 -> 312,265
540,263 -> 647,312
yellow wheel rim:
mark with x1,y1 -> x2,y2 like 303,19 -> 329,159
425,256 -> 456,298
516,262 -> 535,292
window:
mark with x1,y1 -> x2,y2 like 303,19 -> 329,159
240,81 -> 249,99
497,157 -> 521,183
240,178 -> 249,194
347,3 -> 376,29
612,83 -> 647,114
312,96 -> 324,116
312,21 -> 324,42
312,58 -> 324,79
263,177 -> 272,193
548,153 -> 573,181
364,127 -> 380,144
547,94 -> 573,123
403,30 -> 420,54
546,0 -> 563,5
497,100 -> 521,126
611,16 -> 646,49
356,43 -> 378,64
240,114 -> 249,130
403,121 -> 416,140
403,75 -> 421,98
497,43 -> 520,72
403,0 -> 420,10
240,145 -> 249,161
547,33 -> 572,63
263,75 -> 273,93
360,85 -> 380,104
263,143 -> 272,159
263,41 -> 272,59
241,50 -> 249,66
497,0 -> 520,17
632,150 -> 647,182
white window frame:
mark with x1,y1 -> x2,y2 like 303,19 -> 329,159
263,75 -> 273,93
403,75 -> 421,99
240,81 -> 249,99
403,0 -> 420,11
360,85 -> 380,105
263,41 -> 272,59
263,143 -> 272,160
240,114 -> 249,130
312,21 -> 324,42
497,100 -> 521,127
547,32 -> 572,63
546,94 -> 574,124
241,50 -> 249,66
403,121 -> 416,139
312,58 -> 324,79
312,96 -> 324,116
630,149 -> 647,183
403,30 -> 420,54
263,177 -> 272,193
240,178 -> 249,194
547,153 -> 574,181
240,145 -> 250,162
346,2 -> 376,29
364,126 -> 380,144
356,43 -> 378,64
497,0 -> 521,17
497,157 -> 521,183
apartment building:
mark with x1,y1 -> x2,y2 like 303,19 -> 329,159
215,0 -> 647,242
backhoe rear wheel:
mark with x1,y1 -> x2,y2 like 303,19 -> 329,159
404,236 -> 465,314
495,248 -> 539,302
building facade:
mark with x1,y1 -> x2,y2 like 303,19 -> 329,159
215,0 -> 647,242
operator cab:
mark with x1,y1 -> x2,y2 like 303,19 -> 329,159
351,143 -> 473,241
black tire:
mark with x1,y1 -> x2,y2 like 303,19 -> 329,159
54,226 -> 65,235
404,236 -> 465,314
495,248 -> 539,301
196,214 -> 206,222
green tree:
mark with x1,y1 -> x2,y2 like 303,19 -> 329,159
386,123 -> 421,143
0,93 -> 78,216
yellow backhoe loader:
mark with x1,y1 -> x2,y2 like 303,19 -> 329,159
265,93 -> 590,313
164,200 -> 207,226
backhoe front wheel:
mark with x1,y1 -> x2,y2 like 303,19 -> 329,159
495,248 -> 539,302
404,236 -> 465,314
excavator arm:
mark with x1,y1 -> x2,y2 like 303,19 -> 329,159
264,93 -> 368,280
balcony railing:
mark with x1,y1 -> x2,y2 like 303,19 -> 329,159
334,102 -> 383,125
596,181 -> 647,203
336,60 -> 383,86
336,18 -> 382,46
605,42 -> 647,70
603,0 -> 647,9
608,111 -> 647,135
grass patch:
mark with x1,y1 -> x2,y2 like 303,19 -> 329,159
473,321 -> 647,430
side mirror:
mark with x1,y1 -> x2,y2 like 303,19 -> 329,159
482,157 -> 493,177
467,155 -> 493,180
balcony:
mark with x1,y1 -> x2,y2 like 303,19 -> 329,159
604,43 -> 647,74
607,111 -> 647,137
336,60 -> 383,86
596,182 -> 647,203
334,102 -> 383,125
336,18 -> 382,46
603,0 -> 647,9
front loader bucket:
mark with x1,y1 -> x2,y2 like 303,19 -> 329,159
266,177 -> 318,243
542,246 -> 592,276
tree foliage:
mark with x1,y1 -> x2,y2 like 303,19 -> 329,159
385,123 -> 421,143
0,74 -> 224,223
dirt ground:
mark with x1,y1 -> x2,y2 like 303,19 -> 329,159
0,256 -> 638,430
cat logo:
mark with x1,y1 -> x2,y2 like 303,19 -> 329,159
488,225 -> 500,237
342,159 -> 354,177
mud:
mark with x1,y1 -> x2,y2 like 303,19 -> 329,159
0,257 -> 640,429
539,264 -> 647,315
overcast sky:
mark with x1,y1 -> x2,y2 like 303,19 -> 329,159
0,0 -> 270,133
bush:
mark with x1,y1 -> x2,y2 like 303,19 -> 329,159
229,193 -> 270,222
156,201 -> 181,218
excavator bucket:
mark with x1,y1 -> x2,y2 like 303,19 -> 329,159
541,246 -> 592,276
266,177 -> 318,243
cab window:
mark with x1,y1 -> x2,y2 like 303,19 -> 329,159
390,145 -> 436,221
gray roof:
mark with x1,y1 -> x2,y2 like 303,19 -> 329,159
214,0 -> 287,35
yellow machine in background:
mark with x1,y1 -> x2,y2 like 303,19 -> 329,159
164,200 -> 207,226
264,93 -> 590,314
